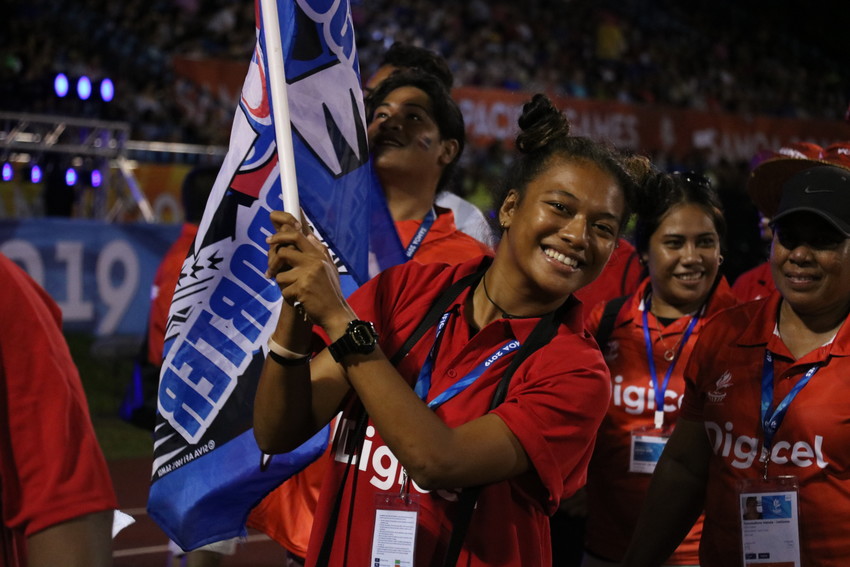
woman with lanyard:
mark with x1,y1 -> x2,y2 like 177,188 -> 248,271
253,93 -> 648,567
247,69 -> 492,565
579,172 -> 737,567
621,156 -> 850,567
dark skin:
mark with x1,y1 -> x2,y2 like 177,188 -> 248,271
253,158 -> 628,492
621,212 -> 850,566
26,510 -> 114,567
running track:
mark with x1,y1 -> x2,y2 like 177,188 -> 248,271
110,458 -> 289,566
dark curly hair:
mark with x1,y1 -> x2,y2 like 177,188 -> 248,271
365,68 -> 465,193
379,42 -> 453,89
632,171 -> 726,257
501,94 -> 650,232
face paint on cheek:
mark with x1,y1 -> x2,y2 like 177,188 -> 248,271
417,136 -> 433,150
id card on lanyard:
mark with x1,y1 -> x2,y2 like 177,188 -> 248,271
370,307 -> 521,563
735,350 -> 818,567
629,299 -> 699,474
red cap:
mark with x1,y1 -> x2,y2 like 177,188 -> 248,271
746,141 -> 850,217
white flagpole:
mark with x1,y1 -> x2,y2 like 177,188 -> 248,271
259,0 -> 300,215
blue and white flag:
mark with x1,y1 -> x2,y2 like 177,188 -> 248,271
147,0 -> 405,549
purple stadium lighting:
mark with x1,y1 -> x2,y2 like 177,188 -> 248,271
77,76 -> 92,100
91,169 -> 103,187
2,163 -> 12,182
65,167 -> 78,186
54,73 -> 70,97
30,165 -> 42,184
100,78 -> 114,102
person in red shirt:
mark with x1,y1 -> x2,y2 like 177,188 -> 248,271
248,69 -> 490,564
367,69 -> 493,263
581,172 -> 737,567
0,252 -> 117,567
622,157 -> 850,566
253,93 -> 650,567
732,142 -> 825,303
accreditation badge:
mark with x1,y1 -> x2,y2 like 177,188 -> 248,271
629,424 -> 673,474
738,476 -> 801,567
371,488 -> 419,567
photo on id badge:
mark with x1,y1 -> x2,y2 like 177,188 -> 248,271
739,477 -> 800,567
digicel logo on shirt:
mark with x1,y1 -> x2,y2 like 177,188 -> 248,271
611,375 -> 685,414
705,420 -> 828,470
332,417 -> 459,500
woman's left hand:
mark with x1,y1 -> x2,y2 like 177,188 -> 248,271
265,210 -> 354,331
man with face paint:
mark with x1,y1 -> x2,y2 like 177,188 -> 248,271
363,42 -> 498,248
364,69 -> 494,263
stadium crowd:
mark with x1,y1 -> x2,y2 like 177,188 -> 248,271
3,0 -> 847,148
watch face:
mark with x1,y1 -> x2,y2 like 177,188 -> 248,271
350,322 -> 378,350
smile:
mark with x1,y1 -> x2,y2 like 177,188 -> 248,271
544,247 -> 578,268
674,272 -> 703,281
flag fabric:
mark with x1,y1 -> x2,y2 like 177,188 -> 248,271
147,0 -> 405,550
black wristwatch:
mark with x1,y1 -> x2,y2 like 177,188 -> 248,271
328,319 -> 379,363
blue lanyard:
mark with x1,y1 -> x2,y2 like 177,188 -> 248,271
414,309 -> 521,410
760,350 -> 819,476
404,208 -> 437,259
642,296 -> 699,428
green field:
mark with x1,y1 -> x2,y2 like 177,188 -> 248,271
66,332 -> 154,461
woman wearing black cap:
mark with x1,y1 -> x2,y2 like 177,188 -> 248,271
621,160 -> 850,567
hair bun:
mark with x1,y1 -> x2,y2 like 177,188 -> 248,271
516,94 -> 571,154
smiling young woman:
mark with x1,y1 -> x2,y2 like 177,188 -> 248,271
580,172 -> 738,567
253,93 -> 650,567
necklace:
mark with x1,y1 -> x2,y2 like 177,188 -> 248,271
481,274 -> 523,319
654,315 -> 684,362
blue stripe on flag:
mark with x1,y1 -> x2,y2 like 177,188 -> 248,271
148,0 -> 405,550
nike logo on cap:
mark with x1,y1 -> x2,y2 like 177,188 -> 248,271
803,186 -> 833,194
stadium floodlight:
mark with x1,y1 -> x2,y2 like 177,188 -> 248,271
100,78 -> 115,102
77,76 -> 92,100
1,162 -> 12,182
30,164 -> 42,184
65,167 -> 78,186
54,73 -> 70,98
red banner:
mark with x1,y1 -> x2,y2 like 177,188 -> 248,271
169,60 -> 850,164
454,87 -> 850,163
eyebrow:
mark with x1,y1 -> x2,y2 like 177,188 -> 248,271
375,100 -> 431,114
545,189 -> 620,221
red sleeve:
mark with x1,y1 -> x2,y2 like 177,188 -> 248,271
490,333 -> 611,513
0,255 -> 117,537
584,300 -> 606,337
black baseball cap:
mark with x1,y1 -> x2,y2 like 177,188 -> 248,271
770,165 -> 850,237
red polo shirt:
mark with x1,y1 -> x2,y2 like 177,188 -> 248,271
682,293 -> 850,566
305,257 -> 611,567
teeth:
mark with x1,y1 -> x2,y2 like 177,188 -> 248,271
675,273 -> 702,281
545,248 -> 578,267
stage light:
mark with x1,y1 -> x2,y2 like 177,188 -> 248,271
91,169 -> 103,188
65,167 -> 78,186
100,78 -> 114,102
54,73 -> 70,98
77,76 -> 92,100
1,163 -> 12,182
30,165 -> 42,184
